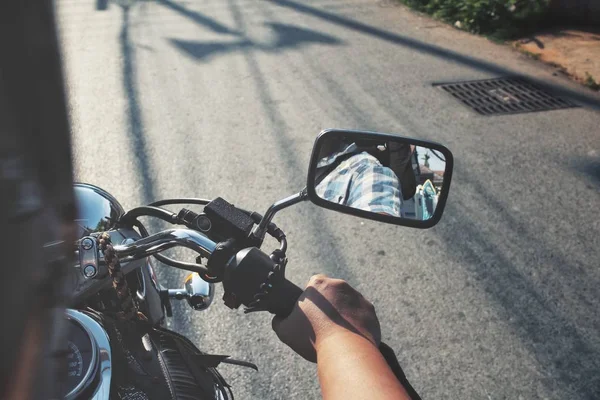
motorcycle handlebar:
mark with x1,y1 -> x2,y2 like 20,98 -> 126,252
267,277 -> 304,317
112,229 -> 218,262
108,229 -> 420,398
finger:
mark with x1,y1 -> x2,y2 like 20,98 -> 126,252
307,273 -> 329,288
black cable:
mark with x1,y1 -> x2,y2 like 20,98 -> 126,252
137,201 -> 288,264
279,236 -> 287,253
121,206 -> 178,225
148,198 -> 211,207
133,219 -> 149,236
250,211 -> 284,238
154,255 -> 210,275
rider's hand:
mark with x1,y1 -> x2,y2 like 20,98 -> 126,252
272,274 -> 381,362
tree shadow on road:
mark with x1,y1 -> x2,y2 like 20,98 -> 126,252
120,5 -> 154,205
271,0 -> 600,111
156,0 -> 239,35
571,157 -> 600,188
437,161 -> 600,399
170,22 -> 343,62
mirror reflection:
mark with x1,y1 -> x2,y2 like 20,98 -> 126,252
313,135 -> 447,221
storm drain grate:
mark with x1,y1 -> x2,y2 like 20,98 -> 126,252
434,77 -> 578,116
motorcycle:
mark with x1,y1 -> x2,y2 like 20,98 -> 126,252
62,129 -> 453,400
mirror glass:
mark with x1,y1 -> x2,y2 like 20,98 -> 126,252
308,130 -> 452,226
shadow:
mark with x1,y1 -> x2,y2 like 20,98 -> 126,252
156,0 -> 239,35
223,0 -> 358,287
520,36 -> 545,49
253,1 -> 600,395
170,22 -> 342,62
273,285 -> 422,398
136,43 -> 154,52
272,285 -> 372,362
120,5 -> 155,205
119,4 -> 193,319
269,22 -> 341,50
271,0 -> 600,110
435,162 -> 600,399
96,0 -> 109,11
549,26 -> 600,39
571,157 -> 600,187
171,38 -> 252,61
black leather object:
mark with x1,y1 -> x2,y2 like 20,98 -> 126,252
386,142 -> 417,201
85,311 -> 230,400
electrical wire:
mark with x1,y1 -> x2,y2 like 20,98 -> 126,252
148,198 -> 211,207
135,200 -> 288,272
121,206 -> 178,224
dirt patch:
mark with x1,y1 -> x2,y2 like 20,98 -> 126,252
513,28 -> 600,91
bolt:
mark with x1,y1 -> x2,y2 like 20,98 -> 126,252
81,237 -> 94,250
83,264 -> 97,278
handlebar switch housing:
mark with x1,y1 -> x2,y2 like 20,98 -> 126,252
222,248 -> 272,310
204,198 -> 259,247
222,248 -> 302,316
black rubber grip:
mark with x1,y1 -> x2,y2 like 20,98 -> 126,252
269,277 -> 304,318
223,247 -> 303,315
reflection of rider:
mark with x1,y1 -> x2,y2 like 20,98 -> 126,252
316,144 -> 402,217
315,141 -> 418,217
387,141 -> 417,201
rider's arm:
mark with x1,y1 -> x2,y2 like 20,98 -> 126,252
316,331 -> 410,400
272,275 -> 411,400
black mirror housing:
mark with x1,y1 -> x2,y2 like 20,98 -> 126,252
307,129 -> 454,229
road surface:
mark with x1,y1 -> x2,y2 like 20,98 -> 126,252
57,0 -> 600,398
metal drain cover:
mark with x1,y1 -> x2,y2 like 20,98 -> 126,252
434,77 -> 578,116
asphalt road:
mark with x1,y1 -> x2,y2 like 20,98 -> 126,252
56,0 -> 600,399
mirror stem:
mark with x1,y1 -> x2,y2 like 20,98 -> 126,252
252,188 -> 308,241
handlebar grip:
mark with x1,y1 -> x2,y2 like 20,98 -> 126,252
268,277 -> 304,318
223,247 -> 304,316
268,279 -> 421,397
224,248 -> 419,397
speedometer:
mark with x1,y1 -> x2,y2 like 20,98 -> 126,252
64,317 -> 97,399
67,341 -> 84,379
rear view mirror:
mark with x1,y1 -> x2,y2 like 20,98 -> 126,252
307,129 -> 453,228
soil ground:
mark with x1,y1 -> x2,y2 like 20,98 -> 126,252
513,28 -> 600,90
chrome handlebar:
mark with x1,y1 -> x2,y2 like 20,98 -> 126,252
72,229 -> 218,302
112,229 -> 218,262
